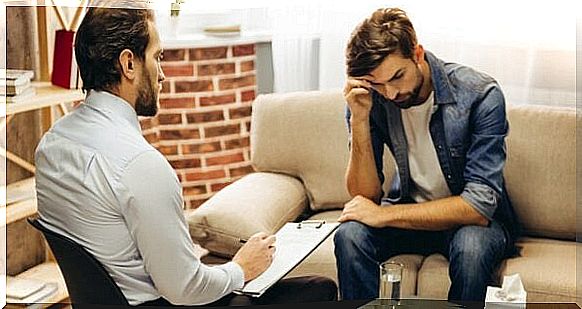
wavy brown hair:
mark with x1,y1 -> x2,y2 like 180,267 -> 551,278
74,8 -> 154,92
346,8 -> 417,77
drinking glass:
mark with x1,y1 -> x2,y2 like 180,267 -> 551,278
379,261 -> 403,300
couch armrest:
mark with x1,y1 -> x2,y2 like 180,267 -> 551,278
186,172 -> 308,257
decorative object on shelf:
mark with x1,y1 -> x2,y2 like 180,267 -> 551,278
203,24 -> 241,37
50,0 -> 87,89
170,0 -> 185,17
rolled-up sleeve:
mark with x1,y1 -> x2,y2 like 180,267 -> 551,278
460,86 -> 508,221
119,150 -> 244,305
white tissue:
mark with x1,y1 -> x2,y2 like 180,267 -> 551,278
485,274 -> 527,308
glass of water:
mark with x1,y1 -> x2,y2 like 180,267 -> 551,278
379,261 -> 403,300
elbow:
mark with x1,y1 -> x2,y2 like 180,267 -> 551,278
346,181 -> 381,202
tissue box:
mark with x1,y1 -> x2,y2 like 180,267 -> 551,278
485,286 -> 526,309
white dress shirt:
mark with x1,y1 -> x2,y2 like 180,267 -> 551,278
35,90 -> 244,305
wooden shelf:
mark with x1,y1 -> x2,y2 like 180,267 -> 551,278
14,262 -> 69,306
4,177 -> 37,224
6,82 -> 84,115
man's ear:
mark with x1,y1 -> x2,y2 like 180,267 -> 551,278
119,49 -> 137,80
414,44 -> 425,64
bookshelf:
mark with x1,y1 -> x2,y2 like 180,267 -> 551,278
3,83 -> 82,306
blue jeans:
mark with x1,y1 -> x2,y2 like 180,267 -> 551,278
334,220 -> 511,301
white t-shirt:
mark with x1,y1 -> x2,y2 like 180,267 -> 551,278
401,92 -> 452,202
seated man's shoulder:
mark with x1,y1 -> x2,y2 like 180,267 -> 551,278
445,62 -> 499,96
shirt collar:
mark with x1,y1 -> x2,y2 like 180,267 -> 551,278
424,50 -> 456,105
83,90 -> 142,133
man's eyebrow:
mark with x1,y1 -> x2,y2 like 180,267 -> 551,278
386,69 -> 403,82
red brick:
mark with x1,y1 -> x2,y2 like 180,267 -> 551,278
245,121 -> 251,132
225,136 -> 250,150
186,110 -> 224,123
198,63 -> 235,76
177,173 -> 183,182
229,106 -> 252,119
160,129 -> 200,140
157,145 -> 178,155
206,153 -> 245,166
157,113 -> 183,125
204,124 -> 240,138
233,44 -> 255,57
230,165 -> 255,177
183,184 -> 207,196
159,97 -> 195,109
241,90 -> 256,102
162,49 -> 186,61
161,81 -> 172,93
170,158 -> 201,169
175,80 -> 213,93
211,181 -> 234,192
140,118 -> 154,130
144,132 -> 159,144
185,169 -> 226,181
190,47 -> 228,60
188,198 -> 208,209
218,75 -> 256,90
161,64 -> 194,77
182,142 -> 221,154
199,93 -> 236,107
240,60 -> 254,72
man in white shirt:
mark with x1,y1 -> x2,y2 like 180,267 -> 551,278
35,7 -> 336,306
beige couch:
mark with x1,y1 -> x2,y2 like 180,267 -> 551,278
186,90 -> 578,303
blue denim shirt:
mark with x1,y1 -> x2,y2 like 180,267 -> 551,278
345,51 -> 519,238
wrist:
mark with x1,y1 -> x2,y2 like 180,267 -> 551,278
350,115 -> 370,127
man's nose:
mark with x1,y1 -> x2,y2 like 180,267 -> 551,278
158,64 -> 166,82
382,85 -> 398,101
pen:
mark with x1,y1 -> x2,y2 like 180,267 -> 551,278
239,238 -> 275,248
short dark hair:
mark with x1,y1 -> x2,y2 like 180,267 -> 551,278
346,8 -> 417,77
74,8 -> 154,92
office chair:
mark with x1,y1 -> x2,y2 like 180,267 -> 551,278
27,218 -> 129,306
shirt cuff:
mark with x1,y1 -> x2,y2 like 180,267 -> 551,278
460,182 -> 500,221
221,261 -> 245,290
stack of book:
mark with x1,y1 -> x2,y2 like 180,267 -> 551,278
1,69 -> 36,103
6,276 -> 58,306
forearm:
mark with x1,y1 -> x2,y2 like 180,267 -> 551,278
346,117 -> 382,201
380,196 -> 489,230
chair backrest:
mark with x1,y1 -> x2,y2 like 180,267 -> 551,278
27,218 -> 129,306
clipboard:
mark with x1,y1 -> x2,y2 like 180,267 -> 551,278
234,220 -> 339,297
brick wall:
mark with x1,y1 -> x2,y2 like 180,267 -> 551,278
140,44 -> 257,209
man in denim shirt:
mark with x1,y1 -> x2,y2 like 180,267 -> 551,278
334,8 -> 519,302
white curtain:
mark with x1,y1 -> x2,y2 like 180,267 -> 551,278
270,0 -> 577,106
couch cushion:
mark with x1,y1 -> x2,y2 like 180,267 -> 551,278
502,237 -> 577,302
187,172 -> 307,257
416,238 -> 578,302
417,254 -> 450,300
251,90 -> 397,211
251,91 -> 351,210
505,105 -> 576,239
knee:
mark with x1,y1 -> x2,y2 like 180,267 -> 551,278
449,226 -> 503,270
334,221 -> 374,258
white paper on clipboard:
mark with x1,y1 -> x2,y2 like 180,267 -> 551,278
234,221 -> 339,297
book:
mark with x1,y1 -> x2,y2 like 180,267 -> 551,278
0,69 -> 34,87
1,82 -> 33,96
5,86 -> 36,104
7,282 -> 58,306
51,29 -> 79,89
234,220 -> 339,297
6,277 -> 46,300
